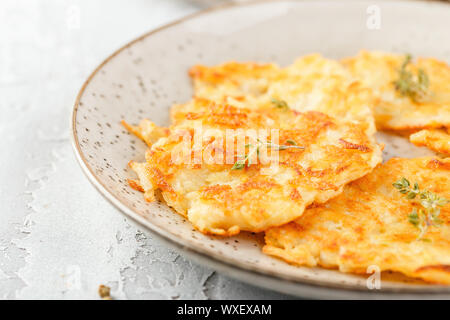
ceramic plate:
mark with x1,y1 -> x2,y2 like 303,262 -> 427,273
71,0 -> 450,299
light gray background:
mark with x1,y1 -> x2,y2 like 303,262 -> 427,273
0,0 -> 291,299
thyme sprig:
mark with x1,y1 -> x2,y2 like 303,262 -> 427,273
232,139 -> 304,170
393,177 -> 448,240
393,54 -> 430,103
285,139 -> 297,146
271,98 -> 290,110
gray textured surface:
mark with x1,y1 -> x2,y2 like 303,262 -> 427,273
0,0 -> 290,300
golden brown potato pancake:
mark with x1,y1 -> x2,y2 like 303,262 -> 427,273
190,54 -> 375,126
189,61 -> 280,108
126,97 -> 382,236
264,157 -> 450,284
410,128 -> 450,155
342,50 -> 450,131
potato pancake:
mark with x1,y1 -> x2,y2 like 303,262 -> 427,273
410,128 -> 450,155
342,50 -> 450,131
190,54 -> 376,126
126,97 -> 382,236
189,61 -> 280,109
264,157 -> 450,284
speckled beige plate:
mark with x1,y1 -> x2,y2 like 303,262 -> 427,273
71,0 -> 450,299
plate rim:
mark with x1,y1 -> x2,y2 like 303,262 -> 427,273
70,0 -> 450,299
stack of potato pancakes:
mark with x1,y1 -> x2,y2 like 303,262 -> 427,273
124,51 -> 450,284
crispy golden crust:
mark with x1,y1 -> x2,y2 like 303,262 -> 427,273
190,54 -> 376,129
342,50 -> 450,131
189,61 -> 280,107
264,157 -> 450,284
125,54 -> 381,236
127,178 -> 144,192
410,129 -> 450,155
121,119 -> 168,146
126,96 -> 382,236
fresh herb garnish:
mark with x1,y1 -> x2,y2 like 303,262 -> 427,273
271,98 -> 290,110
285,139 -> 297,146
232,139 -> 304,170
393,54 -> 430,103
393,177 -> 448,240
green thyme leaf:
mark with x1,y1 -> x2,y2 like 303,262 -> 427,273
261,139 -> 305,151
394,177 -> 448,240
418,69 -> 429,89
393,54 -> 431,103
231,160 -> 246,170
401,177 -> 410,187
286,139 -> 297,146
406,191 -> 417,199
393,182 -> 404,189
271,98 -> 289,110
232,139 -> 304,170
408,209 -> 420,227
